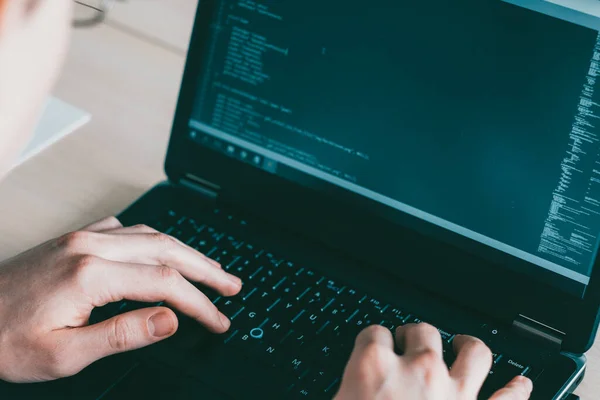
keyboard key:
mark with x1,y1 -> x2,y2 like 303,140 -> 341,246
254,342 -> 285,368
291,386 -> 314,398
322,298 -> 351,321
492,351 -> 503,365
285,355 -> 311,378
295,268 -> 321,286
293,310 -> 323,330
280,328 -> 314,347
306,335 -> 350,368
225,330 -> 262,354
305,290 -> 327,308
261,320 -> 291,344
274,278 -> 303,299
231,309 -> 264,330
407,315 -> 424,324
217,299 -> 245,319
352,311 -> 375,330
495,357 -> 531,380
378,319 -> 398,332
480,323 -> 505,343
381,307 -> 409,324
366,297 -> 386,314
324,279 -> 345,295
437,328 -> 455,343
323,378 -> 341,396
229,258 -> 253,279
256,267 -> 283,288
305,368 -> 336,392
238,284 -> 260,302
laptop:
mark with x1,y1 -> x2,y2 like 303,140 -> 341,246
2,0 -> 600,398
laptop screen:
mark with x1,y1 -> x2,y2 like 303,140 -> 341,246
186,0 -> 600,296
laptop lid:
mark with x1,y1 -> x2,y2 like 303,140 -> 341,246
166,0 -> 600,353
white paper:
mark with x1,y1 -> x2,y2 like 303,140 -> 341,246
15,97 -> 91,168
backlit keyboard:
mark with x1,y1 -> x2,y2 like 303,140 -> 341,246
103,208 -> 534,399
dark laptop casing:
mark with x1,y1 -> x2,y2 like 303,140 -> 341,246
166,0 -> 600,355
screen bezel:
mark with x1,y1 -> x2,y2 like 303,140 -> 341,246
165,0 -> 600,353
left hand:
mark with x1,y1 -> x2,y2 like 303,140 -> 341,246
0,217 -> 241,383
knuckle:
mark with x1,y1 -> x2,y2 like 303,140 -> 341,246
414,322 -> 439,336
411,350 -> 447,386
67,255 -> 101,290
107,316 -> 138,352
364,324 -> 389,336
158,266 -> 181,288
55,231 -> 92,252
152,232 -> 176,247
104,216 -> 121,226
133,224 -> 156,232
71,254 -> 100,276
356,324 -> 390,346
463,338 -> 492,359
359,343 -> 395,375
412,349 -> 440,369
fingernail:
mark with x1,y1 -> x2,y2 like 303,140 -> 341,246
148,312 -> 176,338
219,312 -> 231,330
228,274 -> 242,287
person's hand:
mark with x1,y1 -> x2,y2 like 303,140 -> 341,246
335,324 -> 533,400
0,217 -> 242,383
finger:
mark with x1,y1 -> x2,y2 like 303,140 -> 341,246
73,232 -> 239,296
344,325 -> 397,381
99,224 -> 158,235
450,335 -> 493,396
395,323 -> 443,359
80,217 -> 123,232
489,375 -> 533,400
354,324 -> 395,353
64,306 -> 178,372
98,225 -> 221,269
86,259 -> 231,334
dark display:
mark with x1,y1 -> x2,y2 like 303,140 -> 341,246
189,0 -> 600,291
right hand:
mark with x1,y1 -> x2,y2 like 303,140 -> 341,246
335,324 -> 533,400
0,217 -> 242,383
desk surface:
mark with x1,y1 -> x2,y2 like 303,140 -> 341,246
0,1 -> 598,397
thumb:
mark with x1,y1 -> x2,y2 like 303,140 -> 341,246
71,307 -> 178,365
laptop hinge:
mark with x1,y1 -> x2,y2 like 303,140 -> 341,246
179,173 -> 220,199
512,314 -> 565,351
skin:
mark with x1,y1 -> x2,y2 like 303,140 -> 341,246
0,1 -> 533,398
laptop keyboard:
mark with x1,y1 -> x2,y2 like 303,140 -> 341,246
106,208 -> 535,399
